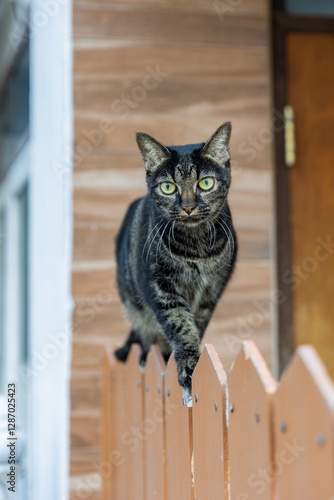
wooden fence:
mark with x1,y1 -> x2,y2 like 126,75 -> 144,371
100,341 -> 334,500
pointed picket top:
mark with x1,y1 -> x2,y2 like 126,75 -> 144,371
144,346 -> 166,500
228,341 -> 277,500
275,345 -> 334,500
125,342 -> 143,378
123,343 -> 145,500
101,347 -> 114,500
192,344 -> 228,499
165,354 -> 193,500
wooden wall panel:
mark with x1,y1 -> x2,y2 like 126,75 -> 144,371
71,0 -> 273,495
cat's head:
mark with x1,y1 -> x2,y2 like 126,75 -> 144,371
136,122 -> 232,226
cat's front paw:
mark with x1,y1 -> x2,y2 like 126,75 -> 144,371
176,353 -> 200,390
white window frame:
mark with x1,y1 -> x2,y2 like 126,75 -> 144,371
0,0 -> 73,497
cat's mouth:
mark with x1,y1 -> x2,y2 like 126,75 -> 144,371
177,216 -> 206,226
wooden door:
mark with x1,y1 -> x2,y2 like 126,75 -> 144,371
286,32 -> 334,377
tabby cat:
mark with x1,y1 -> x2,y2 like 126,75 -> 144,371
115,122 -> 237,398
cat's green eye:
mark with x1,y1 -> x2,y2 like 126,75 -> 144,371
198,177 -> 214,191
160,181 -> 176,195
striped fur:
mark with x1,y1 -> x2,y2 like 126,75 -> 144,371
115,123 -> 237,389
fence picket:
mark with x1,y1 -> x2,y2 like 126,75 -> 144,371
111,351 -> 126,500
228,340 -> 277,500
192,344 -> 228,500
165,355 -> 193,500
123,344 -> 145,500
144,346 -> 166,500
101,348 -> 113,500
100,341 -> 334,500
274,345 -> 334,500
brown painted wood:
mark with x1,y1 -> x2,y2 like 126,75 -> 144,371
192,344 -> 228,500
101,348 -> 113,500
73,0 -> 267,18
110,353 -> 126,500
122,344 -> 145,500
74,43 -> 268,84
71,0 -> 273,484
164,355 -> 193,500
228,341 -> 277,500
272,14 -> 334,375
274,345 -> 334,500
144,346 -> 166,500
73,7 -> 267,46
286,32 -> 334,378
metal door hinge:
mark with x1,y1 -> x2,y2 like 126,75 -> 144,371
284,105 -> 296,167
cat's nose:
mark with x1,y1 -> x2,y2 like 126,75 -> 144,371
183,206 -> 195,215
181,199 -> 196,215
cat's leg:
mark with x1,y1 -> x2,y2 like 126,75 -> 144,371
195,305 -> 215,340
154,300 -> 201,391
114,329 -> 141,362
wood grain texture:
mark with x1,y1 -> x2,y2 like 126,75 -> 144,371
74,42 -> 268,83
287,33 -> 334,377
110,354 -> 127,500
192,344 -> 228,500
164,355 -> 193,500
73,8 -> 267,46
144,346 -> 166,500
123,344 -> 146,500
71,0 -> 273,485
274,345 -> 334,500
228,341 -> 277,500
73,0 -> 267,18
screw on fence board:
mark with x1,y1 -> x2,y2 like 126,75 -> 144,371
254,413 -> 260,423
136,381 -> 141,387
229,403 -> 234,413
145,386 -> 149,392
157,387 -> 160,394
195,394 -> 198,403
316,433 -> 326,446
280,421 -> 287,433
167,390 -> 170,397
214,403 -> 217,411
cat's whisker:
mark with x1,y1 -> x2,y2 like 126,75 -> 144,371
217,219 -> 231,259
142,216 -> 165,258
168,224 -> 175,263
206,220 -> 213,250
221,209 -> 232,220
146,220 -> 166,263
172,220 -> 176,241
209,219 -> 217,250
219,217 -> 235,256
156,221 -> 171,264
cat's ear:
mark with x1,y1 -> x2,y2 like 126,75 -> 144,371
201,122 -> 231,166
136,132 -> 170,173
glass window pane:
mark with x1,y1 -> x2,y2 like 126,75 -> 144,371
18,184 -> 29,365
286,0 -> 334,16
0,41 -> 29,181
0,209 -> 5,391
